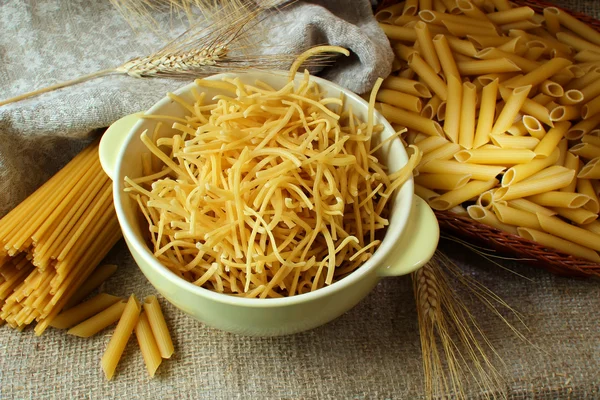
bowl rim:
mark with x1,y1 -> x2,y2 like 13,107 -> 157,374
113,70 -> 414,308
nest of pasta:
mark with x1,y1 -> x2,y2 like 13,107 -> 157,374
376,0 -> 600,277
125,64 -> 419,298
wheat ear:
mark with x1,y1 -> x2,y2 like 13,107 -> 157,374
413,250 -> 530,399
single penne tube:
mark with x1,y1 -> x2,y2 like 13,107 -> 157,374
467,205 -> 518,234
582,134 -> 600,147
457,58 -> 521,75
475,47 -> 539,72
517,227 -> 600,262
379,103 -> 444,137
543,7 -> 561,35
376,89 -> 423,113
559,152 -> 580,192
553,207 -> 598,225
467,35 -> 513,49
490,134 -> 539,150
456,0 -> 489,23
578,178 -> 600,214
580,79 -> 600,104
525,191 -> 590,209
502,147 -> 559,186
414,21 -> 441,73
581,220 -> 600,235
414,183 -> 441,202
559,89 -> 584,106
379,23 -> 417,41
143,295 -> 174,359
524,165 -> 570,181
419,9 -> 494,28
476,72 -> 518,86
499,21 -> 542,33
445,36 -> 479,57
486,7 -> 535,25
533,121 -> 571,158
414,173 -> 472,190
494,169 -> 575,201
420,142 -> 462,165
437,100 -> 447,121
582,95 -> 600,119
539,80 -> 564,98
382,76 -> 432,97
459,82 -> 477,149
414,135 -> 449,153
473,79 -> 498,149
421,95 -> 443,119
50,293 -> 123,329
522,116 -> 546,140
555,31 -> 600,54
443,75 -> 462,143
101,295 -> 141,380
497,37 -> 525,54
442,20 -> 498,37
537,213 -> 600,251
493,203 -> 542,230
574,50 -> 600,63
566,114 -> 600,140
408,53 -> 448,100
63,264 -> 118,310
508,198 -> 556,216
477,189 -> 495,209
418,159 -> 505,180
549,105 -> 581,122
578,157 -> 600,179
455,148 -> 535,165
375,2 -> 406,21
136,312 -> 163,377
392,43 -> 418,62
429,178 -> 498,210
503,58 -> 573,89
490,85 -> 532,136
67,299 -> 128,338
570,143 -> 600,160
403,0 -> 419,15
432,34 -> 460,79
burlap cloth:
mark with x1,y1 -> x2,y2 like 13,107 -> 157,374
0,0 -> 599,399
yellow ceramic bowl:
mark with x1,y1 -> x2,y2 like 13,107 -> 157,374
99,71 -> 439,336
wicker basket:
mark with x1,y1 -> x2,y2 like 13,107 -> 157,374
376,0 -> 600,278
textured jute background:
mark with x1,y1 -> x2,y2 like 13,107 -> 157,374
0,0 -> 599,399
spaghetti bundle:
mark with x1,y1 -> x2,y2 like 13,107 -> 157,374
0,140 -> 122,335
126,59 -> 420,298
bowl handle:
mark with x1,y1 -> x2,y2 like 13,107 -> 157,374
99,112 -> 144,180
377,195 -> 439,277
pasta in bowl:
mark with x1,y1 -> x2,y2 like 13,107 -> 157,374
99,69 -> 439,336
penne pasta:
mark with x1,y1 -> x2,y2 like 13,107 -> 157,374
559,89 -> 584,106
432,34 -> 460,79
135,312 -> 163,377
376,89 -> 423,113
490,134 -> 539,150
525,191 -> 590,209
420,142 -> 462,164
582,220 -> 600,235
429,178 -> 498,210
566,114 -> 600,140
502,148 -> 560,186
517,227 -> 600,262
143,295 -> 174,359
442,20 -> 498,37
490,85 -> 531,136
475,47 -> 539,72
458,82 -> 477,149
67,299 -> 127,338
555,31 -> 600,54
415,184 -> 441,202
582,95 -> 600,119
408,53 -> 448,100
540,80 -> 564,98
493,203 -> 542,230
379,103 -> 444,137
553,207 -> 598,225
379,23 -> 418,41
543,7 -> 561,35
570,143 -> 600,160
486,7 -> 535,25
50,293 -> 122,329
415,21 -> 441,73
415,173 -> 471,190
537,213 -> 600,251
443,75 -> 462,143
508,198 -> 556,216
467,205 -> 518,234
534,121 -> 571,158
504,58 -> 572,89
578,157 -> 600,179
63,264 -> 118,310
382,76 -> 432,98
101,295 -> 141,380
457,58 -> 521,75
422,95 -> 443,119
455,148 -> 535,165
522,116 -> 546,140
577,178 -> 600,213
415,135 -> 449,154
473,78 -> 498,149
559,152 -> 580,192
418,159 -> 505,180
494,168 -> 575,201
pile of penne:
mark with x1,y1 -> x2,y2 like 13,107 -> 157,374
50,267 -> 174,380
376,0 -> 600,263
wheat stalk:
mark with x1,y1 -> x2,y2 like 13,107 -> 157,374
0,0 -> 306,107
413,250 -> 530,399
